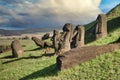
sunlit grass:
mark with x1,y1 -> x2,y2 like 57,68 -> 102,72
57,50 -> 120,80
0,4 -> 120,80
0,35 -> 120,80
88,29 -> 120,46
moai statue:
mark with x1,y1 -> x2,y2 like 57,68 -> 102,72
32,36 -> 52,48
72,25 -> 85,48
11,40 -> 24,58
95,14 -> 107,40
32,37 -> 44,48
52,30 -> 60,54
42,33 -> 50,40
44,41 -> 52,48
59,23 -> 73,53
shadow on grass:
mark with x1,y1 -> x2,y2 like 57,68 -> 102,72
85,17 -> 120,44
20,64 -> 59,80
85,24 -> 96,44
109,37 -> 120,44
107,17 -> 120,33
0,55 -> 14,59
2,53 -> 55,64
24,47 -> 43,52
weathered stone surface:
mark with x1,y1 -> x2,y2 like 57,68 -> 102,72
52,30 -> 60,54
42,33 -> 50,40
95,14 -> 107,40
56,43 -> 120,70
32,37 -> 44,48
59,23 -> 74,53
11,40 -> 23,57
32,36 -> 52,48
44,42 -> 52,48
72,25 -> 85,48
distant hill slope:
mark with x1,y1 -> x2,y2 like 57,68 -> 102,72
107,4 -> 120,32
85,3 -> 120,31
107,3 -> 120,21
85,4 -> 120,43
0,27 -> 62,36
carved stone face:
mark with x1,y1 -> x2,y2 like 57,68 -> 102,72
11,40 -> 23,57
63,23 -> 72,32
75,25 -> 81,30
75,25 -> 85,31
97,15 -> 101,20
31,37 -> 35,41
95,14 -> 107,40
97,14 -> 105,23
54,30 -> 59,35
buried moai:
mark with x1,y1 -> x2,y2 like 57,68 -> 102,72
11,40 -> 24,58
52,30 -> 60,54
59,23 -> 74,53
72,25 -> 85,48
95,14 -> 107,40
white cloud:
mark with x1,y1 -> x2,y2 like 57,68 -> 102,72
0,0 -> 102,29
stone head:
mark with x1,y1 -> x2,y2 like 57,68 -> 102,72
63,23 -> 73,32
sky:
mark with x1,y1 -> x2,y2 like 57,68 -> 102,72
0,0 -> 119,30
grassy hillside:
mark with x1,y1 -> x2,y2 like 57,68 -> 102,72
0,39 -> 119,80
0,4 -> 120,80
85,4 -> 120,32
107,3 -> 120,21
85,4 -> 120,43
107,3 -> 120,33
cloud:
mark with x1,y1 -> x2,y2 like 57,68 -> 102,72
0,0 -> 102,29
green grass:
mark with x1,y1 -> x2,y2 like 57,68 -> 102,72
88,29 -> 120,46
0,39 -> 56,80
0,37 -> 120,80
85,4 -> 120,44
107,4 -> 120,21
0,33 -> 120,79
0,4 -> 120,80
85,21 -> 96,31
85,4 -> 120,32
58,50 -> 120,80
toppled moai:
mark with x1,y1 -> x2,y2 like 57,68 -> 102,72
72,25 -> 85,48
59,23 -> 74,54
52,30 -> 60,54
44,41 -> 52,48
32,37 -> 44,48
57,42 -> 120,70
95,14 -> 107,40
11,40 -> 24,58
42,33 -> 50,40
32,37 -> 52,48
